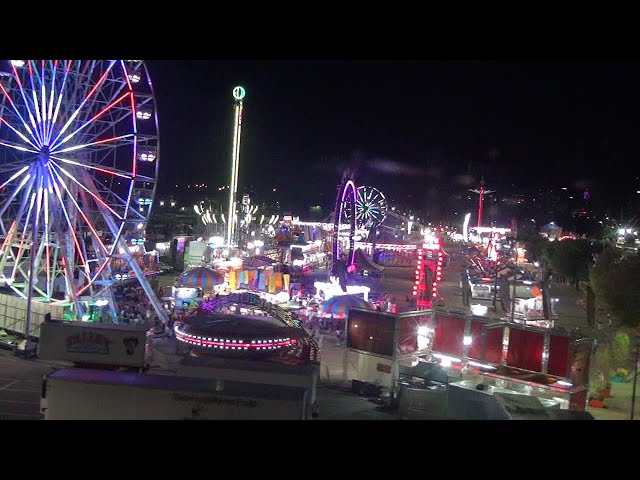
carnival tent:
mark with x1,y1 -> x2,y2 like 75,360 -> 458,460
180,267 -> 224,289
320,294 -> 372,316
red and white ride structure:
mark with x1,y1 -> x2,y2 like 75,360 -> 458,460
413,234 -> 445,309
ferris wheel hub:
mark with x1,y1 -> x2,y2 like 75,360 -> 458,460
38,145 -> 50,163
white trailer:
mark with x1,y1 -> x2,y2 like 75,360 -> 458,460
176,355 -> 319,417
41,368 -> 309,420
38,320 -> 153,370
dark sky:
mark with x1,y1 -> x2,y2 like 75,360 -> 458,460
148,60 -> 640,212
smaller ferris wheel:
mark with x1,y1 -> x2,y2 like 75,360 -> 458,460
351,186 -> 388,229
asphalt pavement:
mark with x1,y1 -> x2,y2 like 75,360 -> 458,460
0,349 -> 60,420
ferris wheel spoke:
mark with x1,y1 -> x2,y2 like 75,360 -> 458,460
51,90 -> 129,152
39,61 -> 48,145
88,109 -> 138,146
53,133 -> 134,155
49,60 -> 117,149
0,171 -> 34,221
10,190 -> 36,279
50,155 -> 132,180
48,60 -> 72,145
76,258 -> 110,297
1,69 -> 41,147
0,116 -> 40,151
49,160 -> 123,220
47,164 -> 108,255
44,60 -> 58,144
0,138 -> 38,154
47,168 -> 88,271
73,75 -> 130,146
26,61 -> 46,144
0,166 -> 29,191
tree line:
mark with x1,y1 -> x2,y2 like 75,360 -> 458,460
518,225 -> 640,328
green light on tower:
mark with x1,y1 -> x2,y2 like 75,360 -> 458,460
233,86 -> 246,101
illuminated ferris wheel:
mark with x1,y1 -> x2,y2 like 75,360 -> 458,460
345,185 -> 388,229
0,60 -> 162,321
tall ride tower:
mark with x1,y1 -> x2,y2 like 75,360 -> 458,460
469,177 -> 495,228
226,85 -> 245,247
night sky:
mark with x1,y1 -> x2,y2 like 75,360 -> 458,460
148,60 -> 640,213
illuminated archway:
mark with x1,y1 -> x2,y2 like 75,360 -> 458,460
331,178 -> 357,276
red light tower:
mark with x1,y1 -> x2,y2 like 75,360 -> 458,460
413,235 -> 444,309
469,177 -> 495,228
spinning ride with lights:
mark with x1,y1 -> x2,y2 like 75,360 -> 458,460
330,174 -> 357,277
344,185 -> 388,231
0,60 -> 165,322
176,292 -> 319,364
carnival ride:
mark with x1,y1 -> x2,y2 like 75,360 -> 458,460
0,60 -> 167,323
343,185 -> 388,231
176,292 -> 319,365
413,235 -> 445,309
330,173 -> 357,277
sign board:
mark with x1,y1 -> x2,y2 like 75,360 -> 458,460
39,321 -> 153,368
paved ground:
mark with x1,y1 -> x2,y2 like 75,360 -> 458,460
0,349 -> 60,420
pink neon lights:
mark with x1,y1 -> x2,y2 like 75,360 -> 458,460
130,92 -> 137,178
174,328 -> 295,351
333,179 -> 357,269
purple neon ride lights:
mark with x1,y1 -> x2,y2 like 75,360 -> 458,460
332,178 -> 357,274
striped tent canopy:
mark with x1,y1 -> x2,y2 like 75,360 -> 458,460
180,267 -> 224,289
320,294 -> 371,317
